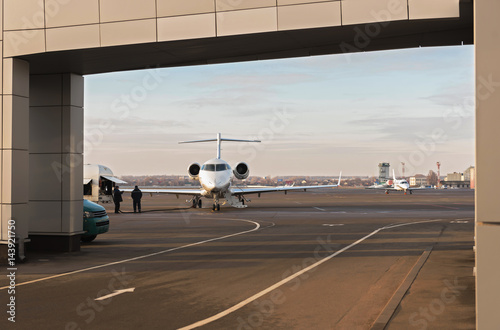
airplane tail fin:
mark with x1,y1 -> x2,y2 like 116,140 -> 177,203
179,133 -> 260,159
337,172 -> 342,186
393,169 -> 397,181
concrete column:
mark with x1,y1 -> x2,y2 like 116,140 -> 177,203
475,0 -> 500,328
0,58 -> 30,262
28,73 -> 84,252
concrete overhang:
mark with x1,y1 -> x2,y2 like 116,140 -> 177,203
21,2 -> 473,76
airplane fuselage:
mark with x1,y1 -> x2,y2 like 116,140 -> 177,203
394,180 -> 410,192
199,158 -> 232,196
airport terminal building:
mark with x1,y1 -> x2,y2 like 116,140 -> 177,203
442,166 -> 475,188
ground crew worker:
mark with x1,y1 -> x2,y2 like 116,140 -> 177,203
131,185 -> 143,213
113,186 -> 123,213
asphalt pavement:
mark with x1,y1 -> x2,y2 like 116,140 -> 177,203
0,189 -> 475,329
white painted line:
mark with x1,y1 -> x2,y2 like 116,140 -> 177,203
323,224 -> 344,227
451,220 -> 469,224
178,219 -> 442,330
0,218 -> 260,291
382,219 -> 442,230
314,207 -> 326,212
95,288 -> 135,301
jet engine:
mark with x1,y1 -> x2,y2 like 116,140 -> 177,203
233,162 -> 250,180
187,163 -> 201,180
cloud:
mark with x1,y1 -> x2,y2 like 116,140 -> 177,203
423,82 -> 475,108
189,72 -> 315,89
349,114 -> 474,147
84,115 -> 189,135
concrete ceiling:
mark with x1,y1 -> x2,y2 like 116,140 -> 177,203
23,2 -> 473,76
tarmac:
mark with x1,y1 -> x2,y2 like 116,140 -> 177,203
0,188 -> 475,329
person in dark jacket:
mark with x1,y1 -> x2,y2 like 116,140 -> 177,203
131,186 -> 143,213
113,186 -> 124,213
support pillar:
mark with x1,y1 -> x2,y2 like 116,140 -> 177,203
28,73 -> 84,252
0,58 -> 30,262
475,0 -> 500,328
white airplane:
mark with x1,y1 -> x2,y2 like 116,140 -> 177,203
367,170 -> 415,195
124,133 -> 341,211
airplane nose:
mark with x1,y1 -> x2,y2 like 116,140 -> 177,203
215,181 -> 225,190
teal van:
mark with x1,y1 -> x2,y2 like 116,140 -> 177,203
83,199 -> 110,242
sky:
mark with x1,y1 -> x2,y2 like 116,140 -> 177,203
83,45 -> 474,177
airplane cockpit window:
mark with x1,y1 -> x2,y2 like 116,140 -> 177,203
202,164 -> 228,171
202,164 -> 216,171
216,164 -> 227,171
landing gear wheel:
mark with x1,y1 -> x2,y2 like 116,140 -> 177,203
212,204 -> 216,211
217,204 -> 220,211
198,199 -> 202,208
192,199 -> 197,208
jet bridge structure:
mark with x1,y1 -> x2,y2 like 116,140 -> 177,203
0,0 -> 497,327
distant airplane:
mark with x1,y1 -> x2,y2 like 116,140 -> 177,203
367,170 -> 419,195
123,133 -> 341,211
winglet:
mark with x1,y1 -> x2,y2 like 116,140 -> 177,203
393,169 -> 396,181
338,171 -> 342,186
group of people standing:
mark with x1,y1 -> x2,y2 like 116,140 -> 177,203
113,186 -> 143,213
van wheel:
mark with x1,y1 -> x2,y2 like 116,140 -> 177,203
81,235 -> 97,243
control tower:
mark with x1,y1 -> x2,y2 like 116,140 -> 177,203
378,163 -> 390,183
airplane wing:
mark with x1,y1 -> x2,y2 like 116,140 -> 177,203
366,184 -> 391,189
230,173 -> 341,196
229,184 -> 340,196
366,186 -> 426,191
121,188 -> 203,196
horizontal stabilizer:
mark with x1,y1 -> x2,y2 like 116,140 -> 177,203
179,133 -> 260,159
179,138 -> 261,144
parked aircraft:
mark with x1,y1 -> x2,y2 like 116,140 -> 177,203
124,133 -> 341,211
367,170 -> 417,195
